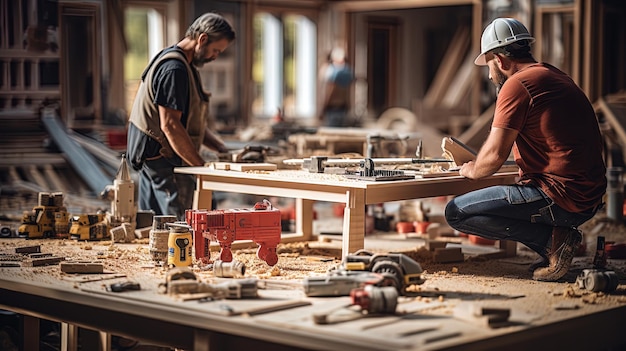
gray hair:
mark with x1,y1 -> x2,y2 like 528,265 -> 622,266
185,13 -> 236,43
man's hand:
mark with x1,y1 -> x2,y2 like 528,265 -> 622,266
216,143 -> 229,154
461,127 -> 518,179
459,161 -> 475,179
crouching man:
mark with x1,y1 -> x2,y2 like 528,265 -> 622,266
444,18 -> 606,281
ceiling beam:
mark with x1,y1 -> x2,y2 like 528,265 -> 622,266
331,0 -> 478,12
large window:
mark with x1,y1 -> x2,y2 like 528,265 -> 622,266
123,5 -> 166,114
252,12 -> 316,120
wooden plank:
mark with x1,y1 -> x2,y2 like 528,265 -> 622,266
0,155 -> 67,166
27,164 -> 50,190
441,53 -> 475,109
15,245 -> 41,254
22,256 -> 64,267
212,162 -> 277,171
7,166 -> 21,183
423,26 -> 470,108
458,103 -> 495,151
43,164 -> 69,193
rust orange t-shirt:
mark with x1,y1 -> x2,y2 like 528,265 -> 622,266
492,63 -> 606,213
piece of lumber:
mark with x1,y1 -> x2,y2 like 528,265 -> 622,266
423,26 -> 470,108
457,103 -> 494,151
16,245 -> 41,254
23,256 -> 64,267
60,261 -> 105,274
441,53 -> 475,109
29,253 -> 53,259
433,247 -> 464,263
0,262 -> 21,267
42,164 -> 69,193
41,108 -> 111,194
26,164 -> 50,190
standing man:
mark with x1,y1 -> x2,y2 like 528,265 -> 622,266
319,47 -> 355,127
444,18 -> 606,282
127,13 -> 235,219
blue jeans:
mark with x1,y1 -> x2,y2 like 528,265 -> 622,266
445,185 -> 597,257
324,108 -> 349,127
139,158 -> 195,220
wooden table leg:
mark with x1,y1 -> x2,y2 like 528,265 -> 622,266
61,322 -> 79,351
78,328 -> 111,351
194,329 -> 211,351
499,240 -> 517,257
22,315 -> 39,351
193,175 -> 213,210
295,198 -> 314,241
342,189 -> 366,258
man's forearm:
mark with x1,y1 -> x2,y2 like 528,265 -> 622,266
164,127 -> 205,166
159,105 -> 205,166
461,156 -> 503,179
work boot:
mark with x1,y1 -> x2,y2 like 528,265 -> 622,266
532,227 -> 582,281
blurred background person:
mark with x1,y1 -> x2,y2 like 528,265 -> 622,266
319,47 -> 355,127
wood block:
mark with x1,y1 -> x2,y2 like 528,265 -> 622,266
498,240 -> 517,257
60,261 -> 105,274
15,245 -> 41,254
433,247 -> 464,263
110,225 -> 126,243
0,262 -> 21,267
29,253 -> 53,259
23,256 -> 64,267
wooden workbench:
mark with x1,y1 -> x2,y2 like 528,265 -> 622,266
1,242 -> 625,351
175,167 -> 518,258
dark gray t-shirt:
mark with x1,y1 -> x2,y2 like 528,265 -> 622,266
127,45 -> 207,169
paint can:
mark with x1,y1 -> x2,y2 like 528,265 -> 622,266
167,222 -> 193,267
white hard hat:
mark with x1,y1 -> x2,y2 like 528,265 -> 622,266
474,18 -> 535,66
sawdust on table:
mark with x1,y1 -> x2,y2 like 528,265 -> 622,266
1,212 -> 625,309
1,213 -> 625,281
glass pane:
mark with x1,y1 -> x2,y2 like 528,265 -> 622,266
124,8 -> 150,81
252,13 -> 283,117
284,14 -> 316,119
252,14 -> 265,116
252,12 -> 316,119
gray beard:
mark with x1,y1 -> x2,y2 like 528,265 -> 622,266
192,57 -> 213,68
